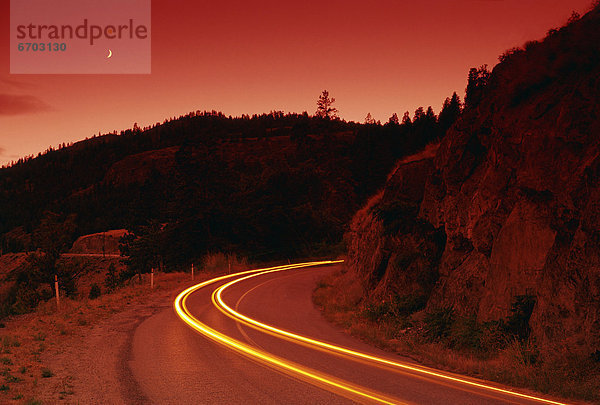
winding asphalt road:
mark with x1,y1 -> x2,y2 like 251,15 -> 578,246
126,262 -> 566,405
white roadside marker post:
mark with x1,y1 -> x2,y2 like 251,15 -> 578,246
54,274 -> 60,310
191,263 -> 194,281
151,268 -> 154,289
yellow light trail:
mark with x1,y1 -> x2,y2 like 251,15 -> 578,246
173,261 -> 406,405
212,263 -> 570,405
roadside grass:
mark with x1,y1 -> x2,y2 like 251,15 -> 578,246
202,252 -> 249,274
313,267 -> 600,404
0,270 -> 213,404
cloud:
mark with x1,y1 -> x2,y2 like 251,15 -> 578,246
0,93 -> 51,116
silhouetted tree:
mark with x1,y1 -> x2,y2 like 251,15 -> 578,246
411,106 -> 438,146
387,113 -> 399,125
568,11 -> 581,24
425,106 -> 436,122
120,221 -> 166,279
364,113 -> 376,124
413,107 -> 425,122
315,90 -> 338,119
465,65 -> 490,109
438,92 -> 462,136
401,111 -> 412,126
33,211 -> 77,260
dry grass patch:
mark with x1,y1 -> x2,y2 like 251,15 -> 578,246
0,270 -> 210,404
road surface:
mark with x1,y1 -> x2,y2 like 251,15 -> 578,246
127,262 -> 567,404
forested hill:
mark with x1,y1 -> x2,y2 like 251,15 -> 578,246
0,98 -> 461,268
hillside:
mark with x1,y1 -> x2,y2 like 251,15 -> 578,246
0,116 -> 383,261
347,6 -> 600,357
0,92 -> 464,317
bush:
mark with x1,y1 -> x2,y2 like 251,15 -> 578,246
88,284 -> 101,300
504,338 -> 539,365
391,294 -> 427,317
41,368 -> 53,378
362,294 -> 427,323
363,301 -> 391,322
202,252 -> 248,273
104,263 -> 120,291
450,316 -> 482,350
478,321 -> 506,353
424,307 -> 454,340
503,295 -> 536,340
499,47 -> 524,63
0,336 -> 20,353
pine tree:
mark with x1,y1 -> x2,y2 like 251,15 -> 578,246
401,111 -> 412,126
315,90 -> 338,119
465,65 -> 490,109
438,92 -> 462,136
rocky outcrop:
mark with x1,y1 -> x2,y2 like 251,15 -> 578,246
69,229 -> 127,255
348,7 -> 600,354
103,147 -> 178,187
347,147 -> 445,305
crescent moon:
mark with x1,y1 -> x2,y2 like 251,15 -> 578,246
107,49 -> 112,59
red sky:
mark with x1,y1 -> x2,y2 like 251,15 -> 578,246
0,0 -> 593,165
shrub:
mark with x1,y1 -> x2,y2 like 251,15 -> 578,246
424,307 -> 454,340
504,338 -> 539,365
202,252 -> 248,273
363,301 -> 391,322
450,316 -> 482,350
499,47 -> 524,63
4,374 -> 22,383
0,336 -> 21,353
391,294 -> 427,317
503,295 -> 536,340
104,263 -> 120,292
523,40 -> 538,51
478,321 -> 507,353
41,368 -> 53,378
88,284 -> 101,300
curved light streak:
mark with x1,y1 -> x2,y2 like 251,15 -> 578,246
174,261 -> 404,405
212,265 -> 569,405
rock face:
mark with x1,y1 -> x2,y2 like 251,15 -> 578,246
70,229 -> 127,255
347,147 -> 445,306
347,8 -> 600,354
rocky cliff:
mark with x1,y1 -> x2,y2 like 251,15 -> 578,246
347,7 -> 600,355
